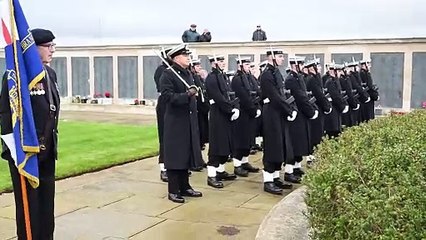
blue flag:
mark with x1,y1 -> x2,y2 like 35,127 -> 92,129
1,0 -> 45,188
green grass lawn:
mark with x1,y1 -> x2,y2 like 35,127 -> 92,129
0,120 -> 158,193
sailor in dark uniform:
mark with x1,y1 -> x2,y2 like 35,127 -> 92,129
205,55 -> 239,188
159,44 -> 204,203
340,64 -> 360,128
345,60 -> 367,126
304,58 -> 332,164
249,62 -> 263,153
154,46 -> 173,182
189,58 -> 208,171
324,64 -> 349,138
230,57 -> 261,177
359,59 -> 379,122
284,56 -> 318,183
259,49 -> 295,195
1,28 -> 59,240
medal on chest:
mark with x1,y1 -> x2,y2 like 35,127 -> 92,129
30,82 -> 46,96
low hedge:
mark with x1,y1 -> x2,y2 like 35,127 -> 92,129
304,110 -> 426,240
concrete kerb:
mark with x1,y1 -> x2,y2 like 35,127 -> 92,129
255,186 -> 310,240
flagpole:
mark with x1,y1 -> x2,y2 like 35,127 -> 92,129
8,0 -> 32,239
20,175 -> 32,240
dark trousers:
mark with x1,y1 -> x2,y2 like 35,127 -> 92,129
167,170 -> 191,194
9,159 -> 55,240
286,155 -> 303,165
232,149 -> 250,160
207,155 -> 228,167
263,161 -> 282,173
156,96 -> 166,164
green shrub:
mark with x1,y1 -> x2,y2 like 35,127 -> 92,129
304,110 -> 426,240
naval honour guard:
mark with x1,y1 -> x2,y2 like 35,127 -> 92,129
205,55 -> 239,188
230,56 -> 261,177
304,58 -> 332,163
259,49 -> 295,195
159,44 -> 204,203
359,59 -> 379,122
284,56 -> 318,183
324,63 -> 349,138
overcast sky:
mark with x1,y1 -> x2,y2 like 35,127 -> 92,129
18,0 -> 426,46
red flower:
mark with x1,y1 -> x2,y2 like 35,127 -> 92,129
105,91 -> 111,98
422,101 -> 426,109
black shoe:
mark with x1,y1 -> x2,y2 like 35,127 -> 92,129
181,189 -> 203,197
284,173 -> 301,184
168,193 -> 185,203
263,182 -> 283,195
190,166 -> 203,172
242,163 -> 260,173
216,171 -> 237,181
207,177 -> 224,188
160,171 -> 168,182
234,166 -> 249,177
293,168 -> 305,177
274,178 -> 293,189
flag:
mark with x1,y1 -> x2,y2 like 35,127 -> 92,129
1,0 -> 45,188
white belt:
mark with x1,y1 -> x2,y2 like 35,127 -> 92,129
209,99 -> 215,105
327,97 -> 332,102
263,98 -> 270,104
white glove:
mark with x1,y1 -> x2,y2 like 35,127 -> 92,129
287,110 -> 297,122
342,105 -> 349,114
365,97 -> 371,103
230,108 -> 240,121
377,96 -> 380,101
353,104 -> 360,111
255,109 -> 261,118
310,110 -> 319,120
325,107 -> 332,115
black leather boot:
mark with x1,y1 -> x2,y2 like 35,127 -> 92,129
216,171 -> 237,181
207,177 -> 224,188
293,168 -> 305,177
263,182 -> 283,195
168,193 -> 184,203
242,163 -> 260,173
234,166 -> 249,177
273,178 -> 293,189
181,189 -> 203,197
284,173 -> 301,184
160,171 -> 168,182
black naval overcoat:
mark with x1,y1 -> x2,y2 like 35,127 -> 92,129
285,71 -> 316,156
193,74 -> 209,145
159,64 -> 203,170
231,71 -> 258,150
260,64 -> 294,164
205,68 -> 237,157
360,69 -> 378,121
306,73 -> 332,147
154,63 -> 168,161
340,75 -> 359,127
324,75 -> 347,132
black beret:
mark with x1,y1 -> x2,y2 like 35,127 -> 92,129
31,28 -> 55,45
